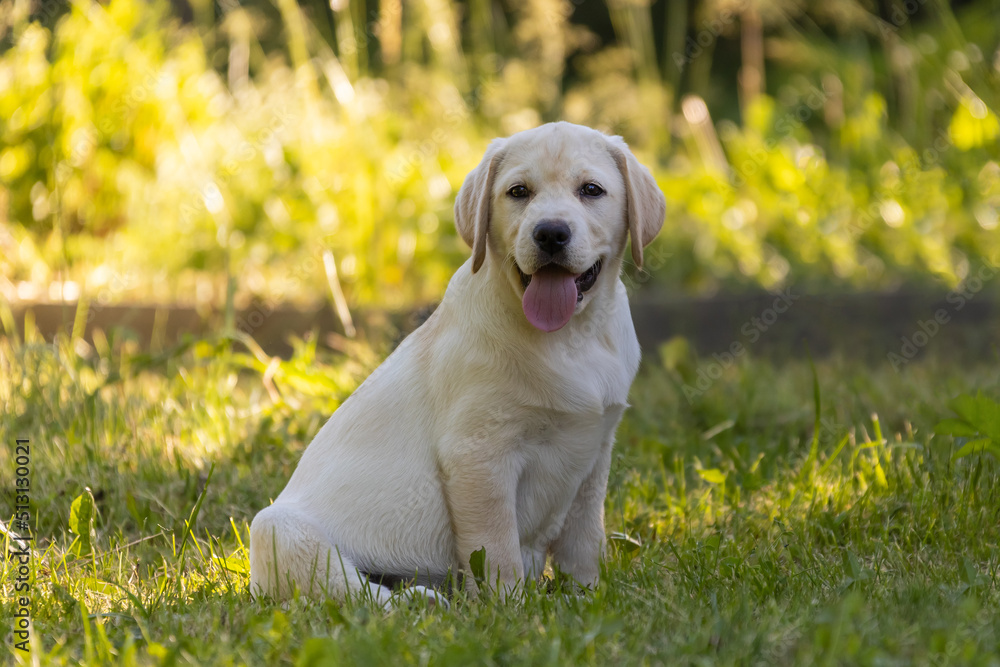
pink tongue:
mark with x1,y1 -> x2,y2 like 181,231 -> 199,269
522,266 -> 578,332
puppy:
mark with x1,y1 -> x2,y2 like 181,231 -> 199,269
249,122 -> 665,605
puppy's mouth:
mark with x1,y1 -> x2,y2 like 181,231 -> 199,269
573,259 -> 603,297
516,258 -> 603,332
516,259 -> 603,300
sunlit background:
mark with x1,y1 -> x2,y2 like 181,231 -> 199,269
1,0 -> 998,316
2,4 -> 1000,660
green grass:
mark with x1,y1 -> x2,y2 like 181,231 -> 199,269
1,326 -> 999,665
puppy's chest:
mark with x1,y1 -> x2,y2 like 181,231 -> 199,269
517,404 -> 624,456
513,404 -> 625,532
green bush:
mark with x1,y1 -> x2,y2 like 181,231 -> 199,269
1,0 -> 998,310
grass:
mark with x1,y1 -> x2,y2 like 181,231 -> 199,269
1,323 -> 999,665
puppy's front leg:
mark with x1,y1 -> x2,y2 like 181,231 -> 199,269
550,435 -> 614,589
440,448 -> 524,600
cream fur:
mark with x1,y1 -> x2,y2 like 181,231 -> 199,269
249,122 -> 666,605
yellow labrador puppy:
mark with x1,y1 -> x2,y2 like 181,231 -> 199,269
249,121 -> 665,605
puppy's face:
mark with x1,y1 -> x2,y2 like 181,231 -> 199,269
455,123 -> 665,332
494,127 -> 623,325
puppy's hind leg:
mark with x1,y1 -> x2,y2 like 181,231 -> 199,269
249,504 -> 390,606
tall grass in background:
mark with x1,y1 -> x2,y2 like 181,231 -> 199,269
0,0 -> 998,311
1,5 -> 999,661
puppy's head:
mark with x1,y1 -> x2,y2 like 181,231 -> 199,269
454,122 -> 665,332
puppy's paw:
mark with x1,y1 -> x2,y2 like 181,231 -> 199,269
410,585 -> 451,609
386,584 -> 450,610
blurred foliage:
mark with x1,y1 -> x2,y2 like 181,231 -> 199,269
0,0 -> 998,311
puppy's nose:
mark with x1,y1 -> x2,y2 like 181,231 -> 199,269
533,220 -> 572,256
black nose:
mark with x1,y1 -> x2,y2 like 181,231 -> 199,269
533,220 -> 572,256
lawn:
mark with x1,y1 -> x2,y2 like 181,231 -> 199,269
2,321 -> 998,665
3,0 -> 999,662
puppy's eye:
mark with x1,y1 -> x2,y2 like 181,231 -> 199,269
581,183 -> 604,197
508,185 -> 529,198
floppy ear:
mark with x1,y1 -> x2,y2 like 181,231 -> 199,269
454,139 -> 507,274
607,136 -> 666,269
